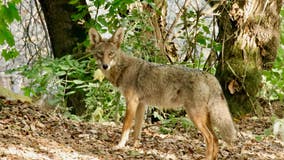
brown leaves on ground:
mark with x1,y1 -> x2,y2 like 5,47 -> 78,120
0,101 -> 283,160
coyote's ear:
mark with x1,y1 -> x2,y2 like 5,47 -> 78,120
111,27 -> 124,47
89,28 -> 102,45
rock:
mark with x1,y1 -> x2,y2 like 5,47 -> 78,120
0,85 -> 32,104
273,119 -> 284,141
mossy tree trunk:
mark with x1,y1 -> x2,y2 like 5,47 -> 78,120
210,0 -> 282,115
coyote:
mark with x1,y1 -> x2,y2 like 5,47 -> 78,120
88,27 -> 236,160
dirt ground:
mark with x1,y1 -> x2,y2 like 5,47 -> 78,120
0,100 -> 283,160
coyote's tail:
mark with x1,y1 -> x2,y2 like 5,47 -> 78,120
209,100 -> 237,144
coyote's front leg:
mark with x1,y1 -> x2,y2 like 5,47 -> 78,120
114,91 -> 139,149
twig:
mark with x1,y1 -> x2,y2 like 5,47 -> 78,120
164,0 -> 190,41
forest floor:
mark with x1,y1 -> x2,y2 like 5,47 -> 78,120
0,100 -> 284,160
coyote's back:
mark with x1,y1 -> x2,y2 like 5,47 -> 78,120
88,27 -> 236,160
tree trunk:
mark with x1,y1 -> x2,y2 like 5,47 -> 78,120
38,0 -> 87,57
213,0 -> 282,115
38,0 -> 89,115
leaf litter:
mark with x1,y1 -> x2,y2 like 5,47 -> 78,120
0,100 -> 283,160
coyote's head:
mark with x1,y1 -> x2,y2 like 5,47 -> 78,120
88,28 -> 124,70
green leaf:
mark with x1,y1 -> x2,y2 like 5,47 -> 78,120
98,15 -> 108,26
92,0 -> 105,8
153,111 -> 164,121
56,71 -> 67,76
66,90 -> 76,95
281,32 -> 284,44
264,128 -> 272,136
255,135 -> 263,142
72,80 -> 85,84
59,64 -> 70,70
212,42 -> 222,52
0,26 -> 15,46
2,2 -> 21,23
196,34 -> 207,46
22,87 -> 34,97
1,48 -> 19,61
69,0 -> 79,5
202,25 -> 210,34
105,2 -> 111,9
0,30 -> 5,44
280,7 -> 284,17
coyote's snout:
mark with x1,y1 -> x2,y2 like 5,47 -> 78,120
88,27 -> 237,160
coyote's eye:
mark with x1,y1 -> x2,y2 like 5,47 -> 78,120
109,51 -> 115,57
96,51 -> 103,57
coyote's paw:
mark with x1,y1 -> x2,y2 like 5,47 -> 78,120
133,140 -> 141,148
113,144 -> 127,150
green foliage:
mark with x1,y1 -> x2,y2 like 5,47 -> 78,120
1,48 -> 19,61
261,7 -> 284,102
121,7 -> 164,63
255,128 -> 273,142
0,0 -> 21,60
71,0 -> 164,62
8,55 -> 92,98
179,9 -> 221,72
83,82 -> 124,122
69,0 -> 90,23
89,0 -> 136,31
70,0 -> 136,32
9,55 -> 125,121
262,50 -> 284,101
159,115 -> 194,134
281,7 -> 284,45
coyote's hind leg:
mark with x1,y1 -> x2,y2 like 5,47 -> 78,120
185,105 -> 218,160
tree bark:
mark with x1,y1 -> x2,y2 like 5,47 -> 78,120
38,0 -> 89,115
38,0 -> 87,57
212,0 -> 282,115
